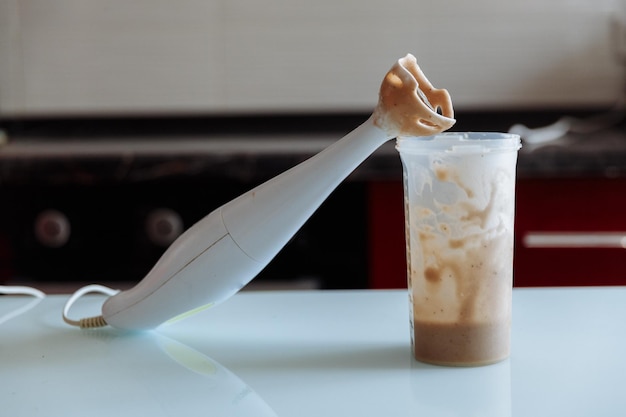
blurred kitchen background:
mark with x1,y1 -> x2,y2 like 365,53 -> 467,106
1,0 -> 625,293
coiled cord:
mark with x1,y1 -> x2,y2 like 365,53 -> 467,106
62,284 -> 119,329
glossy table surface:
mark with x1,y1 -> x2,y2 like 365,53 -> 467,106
2,287 -> 625,417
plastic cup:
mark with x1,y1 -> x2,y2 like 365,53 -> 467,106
396,132 -> 521,366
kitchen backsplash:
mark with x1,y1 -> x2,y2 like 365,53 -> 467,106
0,0 -> 623,116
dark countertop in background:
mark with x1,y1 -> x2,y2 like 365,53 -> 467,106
1,109 -> 626,185
515,128 -> 626,178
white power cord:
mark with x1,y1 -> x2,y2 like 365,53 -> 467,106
0,285 -> 46,326
62,284 -> 119,329
0,285 -> 45,298
0,284 -> 120,328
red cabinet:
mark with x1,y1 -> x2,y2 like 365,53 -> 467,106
367,178 -> 626,289
367,181 -> 407,289
514,178 -> 626,287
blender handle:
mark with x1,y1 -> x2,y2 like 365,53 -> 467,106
101,118 -> 391,330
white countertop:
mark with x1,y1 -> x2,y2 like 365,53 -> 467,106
2,287 -> 626,417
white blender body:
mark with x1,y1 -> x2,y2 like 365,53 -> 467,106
102,120 -> 391,329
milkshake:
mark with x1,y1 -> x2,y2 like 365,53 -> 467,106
397,133 -> 521,366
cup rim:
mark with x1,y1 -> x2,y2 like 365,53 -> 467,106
396,132 -> 522,154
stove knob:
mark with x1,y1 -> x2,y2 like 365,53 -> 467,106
34,209 -> 71,248
145,208 -> 183,247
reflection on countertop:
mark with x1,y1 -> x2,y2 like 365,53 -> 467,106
1,294 -> 279,417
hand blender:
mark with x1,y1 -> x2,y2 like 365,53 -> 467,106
64,54 -> 455,330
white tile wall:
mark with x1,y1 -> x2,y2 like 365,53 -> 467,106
0,0 -> 624,115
